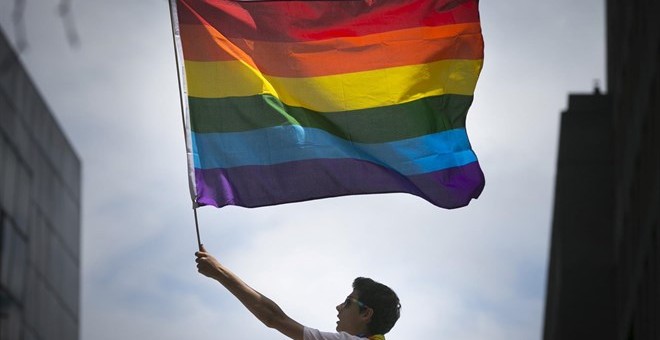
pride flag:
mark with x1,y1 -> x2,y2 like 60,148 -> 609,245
170,0 -> 485,209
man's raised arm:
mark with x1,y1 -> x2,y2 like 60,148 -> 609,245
195,245 -> 304,340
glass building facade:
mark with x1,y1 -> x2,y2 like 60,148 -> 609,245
0,29 -> 81,340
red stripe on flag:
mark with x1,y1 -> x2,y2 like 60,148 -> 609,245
177,0 -> 480,42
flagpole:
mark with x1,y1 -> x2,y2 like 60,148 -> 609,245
193,207 -> 203,250
168,0 -> 203,249
167,0 -> 187,151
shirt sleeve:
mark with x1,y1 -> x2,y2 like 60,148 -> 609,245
303,327 -> 363,340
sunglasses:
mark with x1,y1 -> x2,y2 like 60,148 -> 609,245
343,297 -> 369,310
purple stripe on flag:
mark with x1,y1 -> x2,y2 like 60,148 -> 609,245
194,159 -> 484,209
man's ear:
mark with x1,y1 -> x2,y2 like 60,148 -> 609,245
360,307 -> 374,322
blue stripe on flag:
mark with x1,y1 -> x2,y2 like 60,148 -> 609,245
192,127 -> 477,176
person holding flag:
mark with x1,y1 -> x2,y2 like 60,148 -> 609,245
195,245 -> 401,340
176,0 -> 484,337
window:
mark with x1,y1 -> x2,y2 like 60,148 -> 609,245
1,142 -> 18,216
0,218 -> 28,299
14,165 -> 31,233
0,297 -> 22,340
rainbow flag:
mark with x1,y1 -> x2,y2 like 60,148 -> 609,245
171,0 -> 485,209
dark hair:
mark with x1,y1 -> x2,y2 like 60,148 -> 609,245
352,277 -> 401,335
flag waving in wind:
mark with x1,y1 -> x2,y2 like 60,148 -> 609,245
170,0 -> 485,209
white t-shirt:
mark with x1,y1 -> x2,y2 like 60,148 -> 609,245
303,327 -> 367,340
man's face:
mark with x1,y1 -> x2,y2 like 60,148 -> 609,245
335,289 -> 370,335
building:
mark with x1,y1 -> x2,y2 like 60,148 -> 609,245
543,91 -> 616,339
544,0 -> 659,339
0,28 -> 81,340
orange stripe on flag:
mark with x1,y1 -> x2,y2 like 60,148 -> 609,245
180,23 -> 483,77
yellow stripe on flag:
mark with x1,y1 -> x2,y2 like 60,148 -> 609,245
184,59 -> 483,112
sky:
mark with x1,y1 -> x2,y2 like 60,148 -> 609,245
0,1 -> 606,339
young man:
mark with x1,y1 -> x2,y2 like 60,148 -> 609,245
195,245 -> 401,340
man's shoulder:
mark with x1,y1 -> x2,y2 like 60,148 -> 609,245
303,327 -> 364,340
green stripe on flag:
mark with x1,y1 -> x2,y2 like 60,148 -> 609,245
189,94 -> 473,144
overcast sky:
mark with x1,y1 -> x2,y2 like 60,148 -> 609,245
0,1 -> 605,339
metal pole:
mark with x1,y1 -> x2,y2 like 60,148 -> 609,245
193,207 -> 202,250
168,0 -> 202,249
